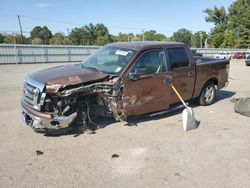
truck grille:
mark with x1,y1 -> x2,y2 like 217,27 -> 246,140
22,76 -> 45,110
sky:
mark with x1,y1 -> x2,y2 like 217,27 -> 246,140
0,0 -> 235,37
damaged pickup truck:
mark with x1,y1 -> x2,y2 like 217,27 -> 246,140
21,42 -> 230,132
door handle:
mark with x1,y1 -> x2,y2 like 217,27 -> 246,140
163,79 -> 172,85
164,75 -> 173,85
188,72 -> 193,78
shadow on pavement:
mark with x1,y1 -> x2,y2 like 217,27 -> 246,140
214,90 -> 236,103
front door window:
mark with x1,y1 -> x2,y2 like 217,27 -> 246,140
130,50 -> 166,76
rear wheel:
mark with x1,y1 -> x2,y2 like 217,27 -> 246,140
199,82 -> 216,106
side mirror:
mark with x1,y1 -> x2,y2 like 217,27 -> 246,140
127,68 -> 147,80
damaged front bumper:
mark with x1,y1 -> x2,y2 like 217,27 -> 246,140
21,101 -> 77,130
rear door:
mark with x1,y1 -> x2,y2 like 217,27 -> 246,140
164,47 -> 196,104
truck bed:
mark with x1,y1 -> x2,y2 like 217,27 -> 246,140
192,57 -> 230,98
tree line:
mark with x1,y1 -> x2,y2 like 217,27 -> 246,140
0,24 -> 207,48
0,0 -> 249,48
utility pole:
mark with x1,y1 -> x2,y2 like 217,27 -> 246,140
200,32 -> 203,48
205,38 -> 208,48
17,15 -> 24,43
142,29 -> 145,41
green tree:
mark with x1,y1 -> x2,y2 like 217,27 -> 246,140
83,23 -> 96,45
228,0 -> 250,48
144,30 -> 167,41
69,27 -> 85,45
170,28 -> 193,46
115,32 -> 135,42
3,34 -> 27,44
95,35 -> 113,46
220,32 -> 237,48
85,23 -> 110,45
203,6 -> 229,48
50,32 -> 65,45
0,33 -> 4,43
192,31 -> 208,48
16,34 -> 28,44
134,34 -> 143,41
95,23 -> 109,37
31,38 -> 43,45
30,26 -> 52,44
203,1 -> 250,48
41,26 -> 53,44
30,26 -> 43,39
3,35 -> 15,43
209,28 -> 226,48
203,6 -> 228,26
69,23 -> 111,45
64,37 -> 73,45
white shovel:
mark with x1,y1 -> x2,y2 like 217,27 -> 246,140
170,84 -> 198,131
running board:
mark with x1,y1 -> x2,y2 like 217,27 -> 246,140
149,103 -> 188,117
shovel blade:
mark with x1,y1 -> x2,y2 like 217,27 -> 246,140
182,107 -> 197,131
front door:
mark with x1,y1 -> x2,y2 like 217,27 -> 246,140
122,49 -> 172,116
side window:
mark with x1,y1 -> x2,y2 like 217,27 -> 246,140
131,50 -> 166,75
166,47 -> 189,70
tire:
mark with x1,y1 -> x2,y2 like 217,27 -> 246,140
199,82 -> 216,106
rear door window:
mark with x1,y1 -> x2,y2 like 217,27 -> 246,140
166,47 -> 189,70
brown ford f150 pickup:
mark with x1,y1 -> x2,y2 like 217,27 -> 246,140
21,42 -> 230,132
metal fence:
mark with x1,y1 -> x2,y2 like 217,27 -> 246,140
0,44 -> 249,64
0,44 -> 100,64
193,48 -> 250,57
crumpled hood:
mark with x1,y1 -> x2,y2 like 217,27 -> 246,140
29,64 -> 107,93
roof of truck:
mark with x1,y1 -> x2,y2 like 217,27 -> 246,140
107,41 -> 186,50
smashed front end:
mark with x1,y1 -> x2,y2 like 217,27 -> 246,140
21,75 -> 125,132
21,45 -> 137,132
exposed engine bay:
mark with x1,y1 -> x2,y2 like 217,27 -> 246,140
21,75 -> 126,132
52,76 -> 125,122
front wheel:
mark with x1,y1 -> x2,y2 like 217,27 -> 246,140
199,82 -> 216,106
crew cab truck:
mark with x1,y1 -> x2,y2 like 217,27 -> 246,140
21,42 -> 230,132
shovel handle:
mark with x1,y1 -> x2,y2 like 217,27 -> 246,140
170,84 -> 188,108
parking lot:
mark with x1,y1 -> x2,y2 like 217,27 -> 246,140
0,60 -> 249,187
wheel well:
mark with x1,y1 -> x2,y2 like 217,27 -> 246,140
206,78 -> 218,86
198,78 -> 218,97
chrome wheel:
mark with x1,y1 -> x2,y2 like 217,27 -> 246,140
204,86 -> 215,103
199,82 -> 216,106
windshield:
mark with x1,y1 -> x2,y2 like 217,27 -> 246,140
80,46 -> 136,75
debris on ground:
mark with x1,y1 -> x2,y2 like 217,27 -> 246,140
234,98 -> 250,117
174,172 -> 181,177
230,98 -> 240,103
85,129 -> 96,135
111,154 -> 119,159
36,150 -> 44,156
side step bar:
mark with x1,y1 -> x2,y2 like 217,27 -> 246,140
149,103 -> 188,117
